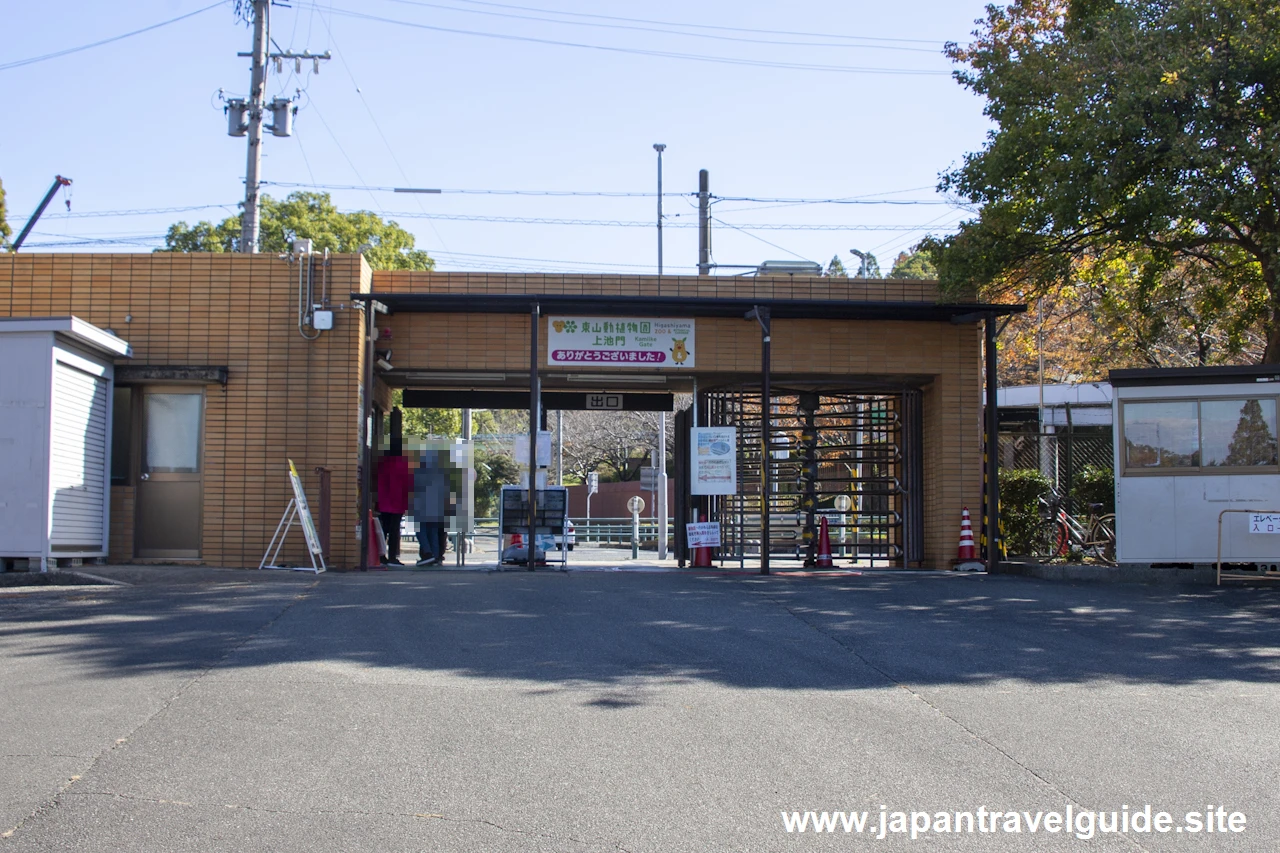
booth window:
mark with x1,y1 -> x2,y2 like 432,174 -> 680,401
1122,397 -> 1278,473
111,386 -> 133,485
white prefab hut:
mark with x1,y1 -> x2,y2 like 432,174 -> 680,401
1112,366 -> 1280,567
0,317 -> 131,571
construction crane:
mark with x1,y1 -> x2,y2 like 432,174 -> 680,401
10,175 -> 72,252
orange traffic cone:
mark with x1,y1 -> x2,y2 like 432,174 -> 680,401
957,507 -> 976,561
692,513 -> 713,568
814,516 -> 834,568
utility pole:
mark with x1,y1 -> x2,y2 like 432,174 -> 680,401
240,0 -> 269,254
225,1 -> 328,253
697,169 -> 710,275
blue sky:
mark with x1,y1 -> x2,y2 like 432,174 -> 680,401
2,0 -> 993,274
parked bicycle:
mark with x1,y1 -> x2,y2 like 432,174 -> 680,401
1031,495 -> 1116,563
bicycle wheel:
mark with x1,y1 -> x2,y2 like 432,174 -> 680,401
1030,519 -> 1065,560
1089,514 -> 1116,563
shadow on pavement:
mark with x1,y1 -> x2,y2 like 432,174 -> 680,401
2,570 -> 1278,698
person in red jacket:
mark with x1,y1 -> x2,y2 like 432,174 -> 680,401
376,436 -> 413,566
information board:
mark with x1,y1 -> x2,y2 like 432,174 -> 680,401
690,427 -> 737,495
686,522 -> 721,549
1249,513 -> 1280,533
288,459 -> 324,556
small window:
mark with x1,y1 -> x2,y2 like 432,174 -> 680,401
1201,398 -> 1278,467
1123,401 -> 1199,469
111,386 -> 132,485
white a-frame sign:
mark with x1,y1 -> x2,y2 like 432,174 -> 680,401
259,460 -> 326,573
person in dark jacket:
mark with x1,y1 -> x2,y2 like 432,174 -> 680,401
413,446 -> 456,565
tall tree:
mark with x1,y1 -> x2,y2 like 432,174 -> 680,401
825,255 -> 848,278
159,191 -> 435,271
888,250 -> 937,280
923,1 -> 1280,361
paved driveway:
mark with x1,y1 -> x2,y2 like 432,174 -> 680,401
1,570 -> 1277,851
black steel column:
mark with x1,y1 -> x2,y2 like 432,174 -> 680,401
985,313 -> 1000,573
756,307 -> 772,575
528,303 -> 540,569
359,301 -> 376,571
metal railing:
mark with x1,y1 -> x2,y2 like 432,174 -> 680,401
470,518 -> 673,548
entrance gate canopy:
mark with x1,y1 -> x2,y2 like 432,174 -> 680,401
353,279 -> 1023,572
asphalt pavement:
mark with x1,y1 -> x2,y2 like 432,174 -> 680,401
1,567 -> 1277,851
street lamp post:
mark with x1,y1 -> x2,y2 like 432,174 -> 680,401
654,143 -> 669,560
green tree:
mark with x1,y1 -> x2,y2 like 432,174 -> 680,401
923,0 -> 1280,361
888,250 -> 937,280
159,191 -> 435,271
474,447 -> 521,517
0,178 -> 11,247
391,393 -> 500,438
825,255 -> 848,277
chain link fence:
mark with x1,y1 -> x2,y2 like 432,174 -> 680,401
998,429 -> 1113,498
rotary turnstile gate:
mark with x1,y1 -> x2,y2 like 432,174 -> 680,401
702,387 -> 923,567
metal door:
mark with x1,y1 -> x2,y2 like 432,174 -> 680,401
135,389 -> 204,558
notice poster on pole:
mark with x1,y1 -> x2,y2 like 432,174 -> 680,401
513,430 -> 553,467
691,427 -> 737,495
288,459 -> 324,557
686,521 -> 721,549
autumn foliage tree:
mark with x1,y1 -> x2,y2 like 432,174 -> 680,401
923,1 -> 1280,363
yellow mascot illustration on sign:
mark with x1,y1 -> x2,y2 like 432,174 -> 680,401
670,338 -> 689,364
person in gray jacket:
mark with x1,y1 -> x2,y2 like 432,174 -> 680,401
413,447 -> 456,566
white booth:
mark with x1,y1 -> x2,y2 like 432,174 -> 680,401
0,317 -> 132,571
1112,366 -> 1280,566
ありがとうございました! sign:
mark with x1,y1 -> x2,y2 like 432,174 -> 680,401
547,317 -> 695,367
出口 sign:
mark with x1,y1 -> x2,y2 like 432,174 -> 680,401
548,317 -> 695,367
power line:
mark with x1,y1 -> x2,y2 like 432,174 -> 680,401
310,5 -> 950,75
432,249 -> 673,270
312,7 -> 451,251
369,0 -> 945,53
712,218 -> 815,263
260,179 -> 956,204
443,0 -> 945,46
264,180 -> 666,196
41,204 -> 241,220
367,210 -> 965,230
0,2 -> 227,73
712,192 -> 955,206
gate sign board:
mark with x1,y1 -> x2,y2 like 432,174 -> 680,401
287,460 -> 324,557
548,317 -> 695,367
691,427 -> 737,495
586,393 -> 623,410
1250,513 -> 1280,533
686,521 -> 721,549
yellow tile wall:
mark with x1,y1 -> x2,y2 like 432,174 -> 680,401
2,258 -> 985,568
2,252 -> 370,569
